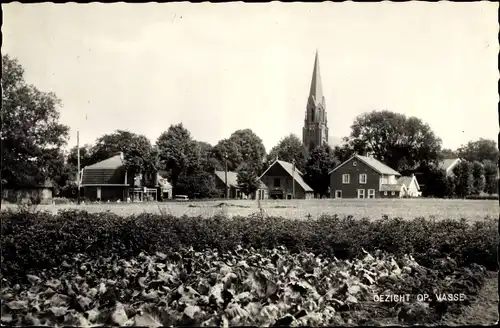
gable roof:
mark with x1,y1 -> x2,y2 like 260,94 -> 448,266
84,154 -> 124,170
81,154 -> 128,186
214,171 -> 267,189
380,184 -> 405,192
438,158 -> 461,171
259,160 -> 313,192
157,174 -> 172,189
397,176 -> 420,191
329,154 -> 401,176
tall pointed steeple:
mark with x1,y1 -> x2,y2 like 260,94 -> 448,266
308,50 -> 324,107
303,50 -> 329,154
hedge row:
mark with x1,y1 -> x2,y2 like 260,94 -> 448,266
1,209 -> 498,284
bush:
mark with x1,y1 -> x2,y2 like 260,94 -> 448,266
1,209 -> 498,284
465,195 -> 499,200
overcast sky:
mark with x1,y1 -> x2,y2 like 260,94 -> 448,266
3,2 -> 498,153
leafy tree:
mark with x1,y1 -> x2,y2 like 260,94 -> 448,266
415,164 -> 447,198
304,145 -> 338,198
156,123 -> 200,194
453,161 -> 474,198
345,110 -> 442,171
457,138 -> 499,163
440,148 -> 459,159
236,164 -> 260,197
213,129 -> 266,173
444,176 -> 456,198
196,141 -> 222,172
1,54 -> 70,188
471,161 -> 486,195
175,170 -> 218,199
67,144 -> 93,172
483,160 -> 499,195
266,134 -> 307,172
333,138 -> 357,164
123,136 -> 157,187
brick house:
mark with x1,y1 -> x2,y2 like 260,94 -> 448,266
329,154 -> 404,199
214,170 -> 268,200
260,159 -> 314,199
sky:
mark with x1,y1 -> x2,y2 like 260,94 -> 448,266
2,2 -> 499,153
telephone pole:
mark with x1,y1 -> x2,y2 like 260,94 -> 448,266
77,130 -> 81,205
292,159 -> 296,199
224,152 -> 228,199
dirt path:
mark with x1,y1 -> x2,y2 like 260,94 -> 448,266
439,271 -> 498,325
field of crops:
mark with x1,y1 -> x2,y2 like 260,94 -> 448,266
8,198 -> 498,221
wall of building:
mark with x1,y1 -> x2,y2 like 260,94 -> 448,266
1,188 -> 53,204
330,159 -> 380,199
261,174 -> 308,199
83,186 -> 127,201
379,190 -> 402,198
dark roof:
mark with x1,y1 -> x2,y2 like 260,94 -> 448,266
329,154 -> 400,176
81,154 -> 128,186
214,170 -> 267,189
260,160 -> 313,192
380,184 -> 404,192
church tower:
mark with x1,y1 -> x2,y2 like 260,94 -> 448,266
303,51 -> 329,154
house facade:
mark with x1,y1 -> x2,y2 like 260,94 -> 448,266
329,154 -> 403,199
214,170 -> 269,200
397,175 -> 421,198
1,180 -> 54,205
81,153 -> 159,202
260,159 -> 314,199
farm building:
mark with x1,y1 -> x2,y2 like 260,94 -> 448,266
214,170 -> 268,200
1,180 -> 54,205
438,158 -> 462,177
397,174 -> 422,198
157,174 -> 173,200
329,154 -> 407,199
81,153 -> 159,202
259,159 -> 314,199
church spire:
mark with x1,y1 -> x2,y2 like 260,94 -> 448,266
308,50 -> 324,107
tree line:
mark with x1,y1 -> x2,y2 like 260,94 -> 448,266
2,54 -> 498,199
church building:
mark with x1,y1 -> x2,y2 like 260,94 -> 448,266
303,51 -> 329,155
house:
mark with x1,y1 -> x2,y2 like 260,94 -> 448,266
1,180 -> 54,205
397,174 -> 422,198
80,153 -> 131,201
329,154 -> 403,199
214,170 -> 269,200
157,174 -> 173,200
438,158 -> 462,177
259,159 -> 314,199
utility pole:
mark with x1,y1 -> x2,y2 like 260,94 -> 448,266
292,159 -> 296,199
224,152 -> 228,199
77,130 -> 81,205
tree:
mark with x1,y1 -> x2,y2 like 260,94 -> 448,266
156,123 -> 200,194
471,161 -> 486,195
236,164 -> 260,197
67,144 -> 93,171
453,161 -> 474,198
415,164 -> 447,198
440,148 -> 459,159
213,129 -> 266,173
483,160 -> 498,195
445,176 -> 456,198
1,54 -> 69,188
123,135 -> 157,187
196,141 -> 222,172
304,145 -> 338,198
457,138 -> 499,163
175,170 -> 218,199
345,110 -> 442,171
266,134 -> 307,172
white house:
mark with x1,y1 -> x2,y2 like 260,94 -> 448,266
397,175 -> 421,197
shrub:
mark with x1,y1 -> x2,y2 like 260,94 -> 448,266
1,209 -> 498,284
465,195 -> 499,200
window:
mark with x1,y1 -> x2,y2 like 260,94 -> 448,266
342,174 -> 350,184
357,189 -> 365,199
335,190 -> 342,199
359,174 -> 367,184
391,191 -> 395,196
353,161 -> 357,167
384,191 -> 388,195
368,189 -> 375,198
274,178 -> 280,187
